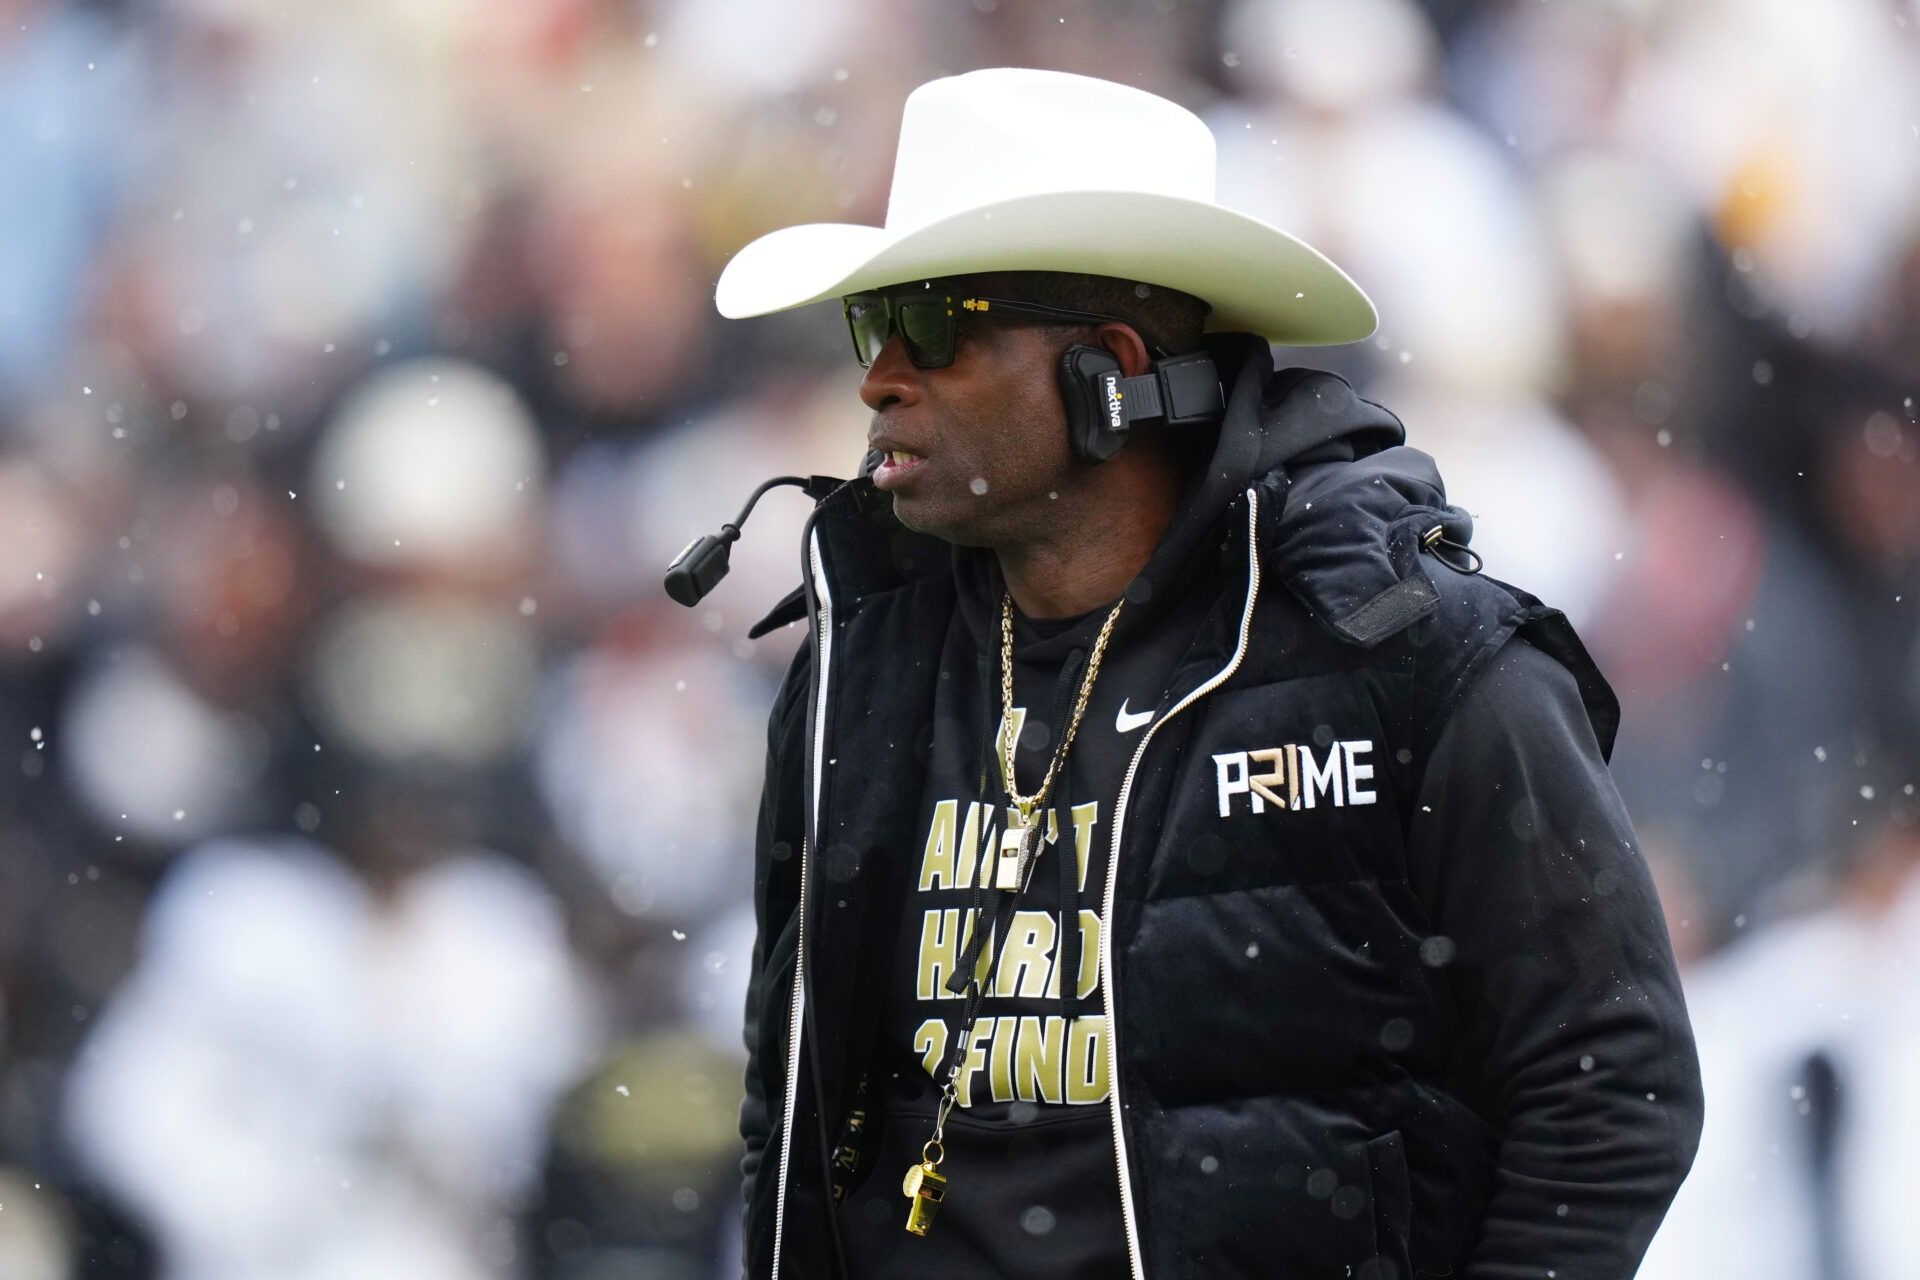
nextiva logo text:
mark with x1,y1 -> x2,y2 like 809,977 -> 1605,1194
1211,739 -> 1376,817
1102,372 -> 1124,428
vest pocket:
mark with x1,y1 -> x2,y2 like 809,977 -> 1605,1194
1363,1129 -> 1413,1280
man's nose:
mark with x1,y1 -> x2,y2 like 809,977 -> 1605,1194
859,334 -> 919,412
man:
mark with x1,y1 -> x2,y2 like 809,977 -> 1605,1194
705,69 -> 1702,1279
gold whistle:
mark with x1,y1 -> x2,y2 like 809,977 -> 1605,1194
902,1147 -> 948,1235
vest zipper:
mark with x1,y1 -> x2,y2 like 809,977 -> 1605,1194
771,529 -> 836,1277
1099,488 -> 1264,1280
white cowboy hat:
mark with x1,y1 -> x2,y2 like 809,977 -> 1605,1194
714,67 -> 1376,345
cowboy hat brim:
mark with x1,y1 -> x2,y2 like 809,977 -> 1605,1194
714,189 -> 1377,346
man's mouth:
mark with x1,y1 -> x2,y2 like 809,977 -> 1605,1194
873,448 -> 927,488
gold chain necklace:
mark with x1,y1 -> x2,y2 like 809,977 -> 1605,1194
901,589 -> 1125,1236
999,592 -> 1125,825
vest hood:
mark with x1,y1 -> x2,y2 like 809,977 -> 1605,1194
1114,333 -> 1477,651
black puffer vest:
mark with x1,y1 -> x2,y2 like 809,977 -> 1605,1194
741,340 -> 1619,1280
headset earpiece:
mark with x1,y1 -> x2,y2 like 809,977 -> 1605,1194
1058,344 -> 1129,462
1058,343 -> 1227,463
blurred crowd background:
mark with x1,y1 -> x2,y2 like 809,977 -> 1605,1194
1,0 -> 1917,1276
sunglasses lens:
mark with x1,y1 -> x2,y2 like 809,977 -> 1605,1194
844,295 -> 890,367
896,300 -> 956,368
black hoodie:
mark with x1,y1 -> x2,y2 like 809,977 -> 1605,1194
835,469 -> 1233,1273
739,338 -> 1701,1280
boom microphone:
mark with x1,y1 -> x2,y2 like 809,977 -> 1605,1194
663,474 -> 842,607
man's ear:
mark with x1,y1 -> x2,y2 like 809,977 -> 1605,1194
1096,323 -> 1152,378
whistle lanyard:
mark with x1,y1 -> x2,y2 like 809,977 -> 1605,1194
902,593 -> 1123,1236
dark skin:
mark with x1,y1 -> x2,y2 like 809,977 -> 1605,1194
862,304 -> 1183,619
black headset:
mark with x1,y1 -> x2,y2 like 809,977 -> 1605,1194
1056,344 -> 1225,462
665,336 -> 1228,608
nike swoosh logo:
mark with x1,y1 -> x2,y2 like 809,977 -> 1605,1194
1115,699 -> 1154,734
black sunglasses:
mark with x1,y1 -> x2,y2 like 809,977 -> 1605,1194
841,287 -> 1154,369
